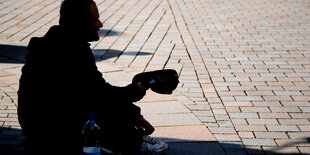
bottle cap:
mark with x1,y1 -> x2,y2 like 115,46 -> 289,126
88,114 -> 95,119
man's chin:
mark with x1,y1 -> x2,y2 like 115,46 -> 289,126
87,35 -> 100,42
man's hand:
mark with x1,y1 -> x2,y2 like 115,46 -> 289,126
130,82 -> 148,102
136,82 -> 148,95
135,116 -> 154,135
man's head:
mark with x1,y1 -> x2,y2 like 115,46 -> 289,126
59,0 -> 103,41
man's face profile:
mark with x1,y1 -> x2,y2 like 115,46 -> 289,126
83,4 -> 103,42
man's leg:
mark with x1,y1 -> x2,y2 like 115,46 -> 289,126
100,122 -> 143,154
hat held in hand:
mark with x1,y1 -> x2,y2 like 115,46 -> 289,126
133,69 -> 179,94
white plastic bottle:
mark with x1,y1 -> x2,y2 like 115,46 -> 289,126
82,114 -> 101,155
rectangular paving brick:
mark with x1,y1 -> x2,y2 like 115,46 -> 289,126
220,142 -> 244,149
263,146 -> 300,154
266,125 -> 300,132
234,125 -> 267,132
298,125 -> 310,132
259,112 -> 290,118
247,119 -> 278,125
290,113 -> 310,119
299,147 -> 310,154
235,96 -> 264,101
281,101 -> 309,107
300,107 -> 310,112
276,139 -> 310,147
287,132 -> 310,139
254,132 -> 288,139
263,95 -> 293,101
252,101 -> 282,107
278,119 -> 310,125
270,107 -> 301,112
213,134 -> 241,142
223,101 -> 253,107
208,127 -> 236,134
199,116 -> 216,123
229,113 -> 259,119
245,146 -> 265,154
238,132 -> 254,138
231,119 -> 247,125
242,139 -> 276,146
273,90 -> 303,96
241,107 -> 270,113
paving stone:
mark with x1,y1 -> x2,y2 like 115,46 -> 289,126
231,119 -> 247,125
220,142 -> 244,149
266,125 -> 300,132
229,113 -> 259,119
245,146 -> 265,154
287,132 -> 310,139
240,107 -> 270,113
238,132 -> 254,139
217,120 -> 233,127
259,113 -> 291,119
247,119 -> 278,125
298,146 -> 310,154
242,139 -> 276,146
1,0 -> 310,154
208,127 -> 236,134
199,116 -> 216,123
290,113 -> 310,119
269,107 -> 301,113
214,134 -> 241,142
234,96 -> 264,101
223,101 -> 253,107
143,113 -> 202,127
165,142 -> 226,155
275,139 -> 310,147
152,125 -> 216,142
138,101 -> 188,114
254,132 -> 288,139
273,90 -> 303,96
224,148 -> 247,155
298,125 -> 310,132
299,106 -> 310,113
278,118 -> 310,125
263,146 -> 300,154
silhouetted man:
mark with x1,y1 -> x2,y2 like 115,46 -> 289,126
18,0 -> 167,154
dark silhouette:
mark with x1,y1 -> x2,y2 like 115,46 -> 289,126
17,0 -> 153,154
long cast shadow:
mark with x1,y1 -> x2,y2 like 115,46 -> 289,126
1,125 -> 308,155
0,44 -> 28,64
0,44 -> 152,64
93,49 -> 152,61
0,127 -> 24,155
98,29 -> 121,37
0,28 -> 122,64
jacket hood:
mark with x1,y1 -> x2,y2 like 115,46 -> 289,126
27,25 -> 90,56
27,26 -> 62,54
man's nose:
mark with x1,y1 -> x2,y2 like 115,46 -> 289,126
99,21 -> 103,28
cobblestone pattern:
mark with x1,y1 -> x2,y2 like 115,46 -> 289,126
0,0 -> 310,154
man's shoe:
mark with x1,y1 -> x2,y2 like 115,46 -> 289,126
140,135 -> 168,154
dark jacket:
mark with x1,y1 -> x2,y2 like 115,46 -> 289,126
17,25 -> 142,154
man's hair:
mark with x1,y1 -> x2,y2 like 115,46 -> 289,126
59,0 -> 96,27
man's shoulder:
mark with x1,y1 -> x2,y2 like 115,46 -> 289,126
27,37 -> 45,50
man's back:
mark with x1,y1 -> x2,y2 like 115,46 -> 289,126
18,26 -> 104,154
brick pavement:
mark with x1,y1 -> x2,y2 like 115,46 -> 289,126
0,0 -> 310,154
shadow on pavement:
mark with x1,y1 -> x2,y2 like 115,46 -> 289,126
93,49 -> 152,61
0,44 -> 152,64
2,126 -> 307,155
0,44 -> 28,64
99,29 -> 122,37
0,127 -> 24,155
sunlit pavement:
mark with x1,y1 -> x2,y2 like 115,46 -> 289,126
0,0 -> 310,154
